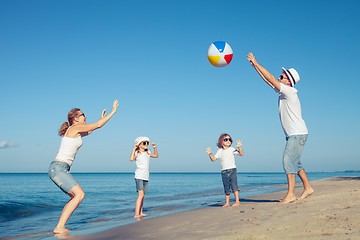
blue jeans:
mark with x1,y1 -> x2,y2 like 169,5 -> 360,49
48,161 -> 79,194
135,178 -> 148,194
283,134 -> 308,174
221,168 -> 239,195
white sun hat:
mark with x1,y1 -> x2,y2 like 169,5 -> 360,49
282,67 -> 300,87
135,136 -> 150,144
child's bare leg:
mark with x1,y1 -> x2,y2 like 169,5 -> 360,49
140,195 -> 148,217
297,169 -> 314,199
232,191 -> 240,207
223,194 -> 230,207
278,173 -> 297,204
134,190 -> 144,218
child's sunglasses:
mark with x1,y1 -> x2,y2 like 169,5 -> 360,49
223,138 -> 232,142
141,141 -> 149,146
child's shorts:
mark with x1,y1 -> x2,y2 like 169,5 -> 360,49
48,161 -> 79,194
221,168 -> 239,195
135,178 -> 148,194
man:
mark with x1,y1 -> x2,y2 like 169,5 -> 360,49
247,52 -> 314,204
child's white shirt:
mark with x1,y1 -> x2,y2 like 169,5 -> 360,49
135,150 -> 151,180
214,147 -> 237,171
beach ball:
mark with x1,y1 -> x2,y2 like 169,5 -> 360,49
207,41 -> 233,67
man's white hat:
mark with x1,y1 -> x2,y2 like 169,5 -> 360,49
135,136 -> 150,144
282,67 -> 300,87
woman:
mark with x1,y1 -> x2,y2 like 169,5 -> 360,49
48,100 -> 119,234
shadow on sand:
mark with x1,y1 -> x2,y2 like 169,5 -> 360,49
209,198 -> 279,207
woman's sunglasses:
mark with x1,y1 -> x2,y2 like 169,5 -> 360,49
223,138 -> 232,142
77,113 -> 85,118
141,141 -> 149,146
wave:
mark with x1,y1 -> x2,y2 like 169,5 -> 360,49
0,200 -> 56,222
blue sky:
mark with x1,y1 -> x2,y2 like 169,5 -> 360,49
1,0 -> 359,173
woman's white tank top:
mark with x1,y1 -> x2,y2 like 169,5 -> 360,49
55,128 -> 83,167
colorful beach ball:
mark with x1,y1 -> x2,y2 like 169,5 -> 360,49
207,41 -> 233,67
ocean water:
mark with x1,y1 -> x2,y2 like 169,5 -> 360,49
1,171 -> 359,239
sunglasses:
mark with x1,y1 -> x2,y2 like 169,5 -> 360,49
77,113 -> 85,118
141,141 -> 149,146
279,75 -> 288,80
223,138 -> 232,142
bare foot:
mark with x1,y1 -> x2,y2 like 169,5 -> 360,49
298,188 -> 315,200
223,203 -> 230,207
54,233 -> 77,239
277,195 -> 297,205
53,227 -> 71,234
141,213 -> 148,217
232,202 -> 241,207
134,214 -> 142,218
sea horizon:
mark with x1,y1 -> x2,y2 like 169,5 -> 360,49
1,170 -> 359,174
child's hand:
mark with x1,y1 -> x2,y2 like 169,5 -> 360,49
151,142 -> 157,148
205,147 -> 213,155
235,140 -> 243,149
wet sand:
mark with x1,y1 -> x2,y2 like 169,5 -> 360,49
70,176 -> 360,240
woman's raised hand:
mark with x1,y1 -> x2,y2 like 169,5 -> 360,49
112,99 -> 119,113
101,100 -> 118,119
101,109 -> 106,119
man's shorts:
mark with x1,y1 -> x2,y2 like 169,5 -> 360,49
283,134 -> 308,174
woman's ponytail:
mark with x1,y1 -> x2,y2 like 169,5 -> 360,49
58,108 -> 81,136
58,122 -> 69,136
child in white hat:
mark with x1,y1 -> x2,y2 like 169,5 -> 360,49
130,136 -> 158,218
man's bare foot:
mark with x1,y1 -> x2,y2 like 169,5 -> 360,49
223,203 -> 230,207
141,213 -> 148,217
53,227 -> 71,234
232,202 -> 240,207
134,214 -> 142,218
298,188 -> 314,200
277,195 -> 297,205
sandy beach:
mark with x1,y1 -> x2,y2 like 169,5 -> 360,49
68,176 -> 360,240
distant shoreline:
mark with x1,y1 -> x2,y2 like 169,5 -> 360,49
1,171 -> 359,174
